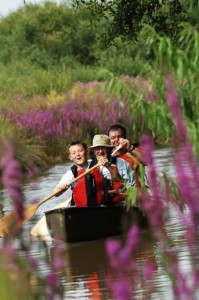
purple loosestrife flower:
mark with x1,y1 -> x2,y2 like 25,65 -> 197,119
51,239 -> 66,271
139,134 -> 165,238
26,252 -> 39,271
166,248 -> 193,299
44,239 -> 65,300
148,89 -> 159,102
174,151 -> 199,227
46,273 -> 58,300
110,275 -> 132,300
4,97 -> 132,144
164,75 -> 199,298
143,259 -> 156,281
106,225 -> 140,300
1,140 -> 24,221
141,134 -> 162,202
165,77 -> 199,222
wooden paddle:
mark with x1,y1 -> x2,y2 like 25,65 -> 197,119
0,162 -> 101,237
111,144 -> 123,157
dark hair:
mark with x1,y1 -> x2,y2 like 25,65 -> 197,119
68,141 -> 87,153
107,123 -> 127,138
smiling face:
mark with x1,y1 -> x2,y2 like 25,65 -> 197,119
93,146 -> 109,158
69,144 -> 87,167
109,128 -> 123,148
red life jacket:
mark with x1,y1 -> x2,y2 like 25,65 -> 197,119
104,156 -> 125,204
85,272 -> 102,300
71,164 -> 105,207
110,165 -> 125,203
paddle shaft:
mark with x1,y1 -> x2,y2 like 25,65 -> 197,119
38,161 -> 101,208
0,162 -> 101,236
111,144 -> 123,157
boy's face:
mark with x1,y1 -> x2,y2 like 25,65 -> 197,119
109,129 -> 123,147
69,144 -> 87,167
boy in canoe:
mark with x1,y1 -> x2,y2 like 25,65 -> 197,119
89,134 -> 135,204
54,140 -> 122,207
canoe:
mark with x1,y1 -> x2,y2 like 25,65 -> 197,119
45,203 -> 148,243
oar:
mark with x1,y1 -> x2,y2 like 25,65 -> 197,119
111,145 -> 123,157
0,162 -> 101,237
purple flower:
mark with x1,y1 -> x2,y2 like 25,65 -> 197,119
143,259 -> 155,280
1,140 -> 24,220
111,275 -> 132,300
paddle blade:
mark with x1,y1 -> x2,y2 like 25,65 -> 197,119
0,203 -> 39,238
0,210 -> 22,237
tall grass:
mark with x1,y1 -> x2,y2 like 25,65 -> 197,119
0,115 -> 48,173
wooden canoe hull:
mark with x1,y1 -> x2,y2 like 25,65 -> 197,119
45,205 -> 148,243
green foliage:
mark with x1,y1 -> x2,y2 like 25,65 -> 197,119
0,2 -> 99,67
0,62 -> 74,97
74,0 -> 195,45
96,42 -> 152,77
125,187 -> 138,209
0,115 -> 15,139
139,23 -> 199,125
104,74 -> 173,144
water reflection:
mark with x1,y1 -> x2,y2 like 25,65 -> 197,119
49,230 -> 157,299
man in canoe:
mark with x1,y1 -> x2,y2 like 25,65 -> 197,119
89,134 -> 135,204
107,123 -> 148,187
53,140 -> 122,207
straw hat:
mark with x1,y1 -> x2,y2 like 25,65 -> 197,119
89,134 -> 114,148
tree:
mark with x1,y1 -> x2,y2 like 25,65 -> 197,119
73,0 -> 198,45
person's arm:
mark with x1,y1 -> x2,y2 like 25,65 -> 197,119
128,145 -> 145,165
97,156 -> 122,181
102,164 -> 122,181
53,170 -> 74,196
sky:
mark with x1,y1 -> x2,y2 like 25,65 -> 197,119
0,0 -> 62,17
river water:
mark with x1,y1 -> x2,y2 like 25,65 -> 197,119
0,148 -> 196,299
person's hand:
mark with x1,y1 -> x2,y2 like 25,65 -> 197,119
107,189 -> 119,195
96,156 -> 109,168
118,138 -> 130,150
58,184 -> 69,191
53,184 -> 69,196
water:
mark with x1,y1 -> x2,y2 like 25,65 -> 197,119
0,148 -> 197,299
